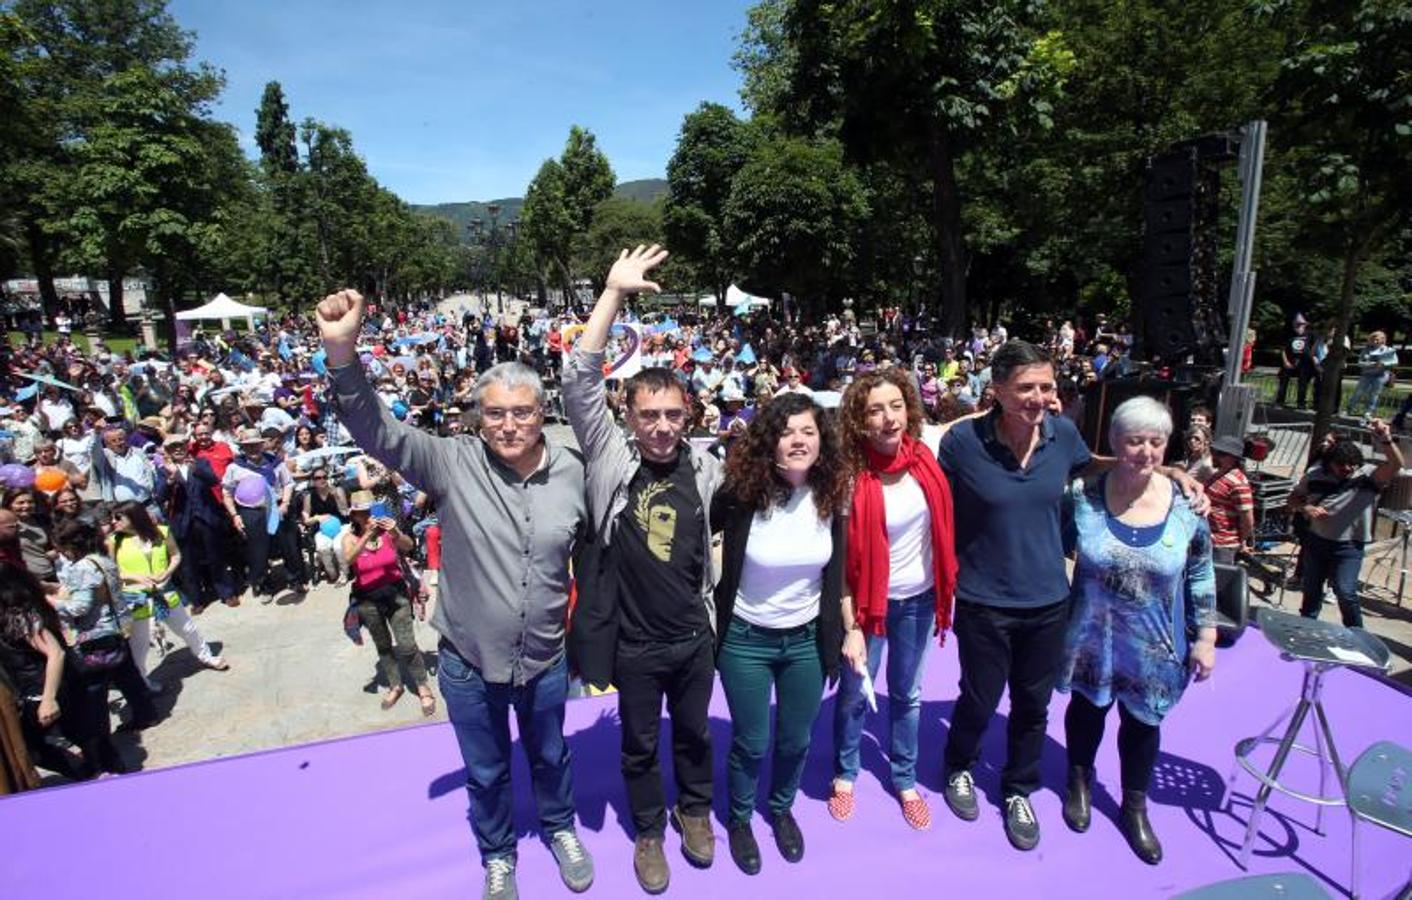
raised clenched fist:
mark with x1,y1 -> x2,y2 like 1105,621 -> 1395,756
315,289 -> 365,366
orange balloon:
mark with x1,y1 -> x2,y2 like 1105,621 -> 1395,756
34,468 -> 68,493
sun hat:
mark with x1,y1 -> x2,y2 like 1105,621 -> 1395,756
1211,435 -> 1246,459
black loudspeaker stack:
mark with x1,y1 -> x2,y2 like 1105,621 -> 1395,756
1135,138 -> 1232,365
1079,378 -> 1204,459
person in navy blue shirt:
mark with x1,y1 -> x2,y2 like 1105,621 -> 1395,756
936,340 -> 1202,853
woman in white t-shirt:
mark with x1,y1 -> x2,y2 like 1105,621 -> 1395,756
830,367 -> 958,831
710,391 -> 850,875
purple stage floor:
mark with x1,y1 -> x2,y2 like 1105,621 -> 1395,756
3,629 -> 1409,900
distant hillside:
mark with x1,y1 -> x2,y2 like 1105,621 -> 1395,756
614,178 -> 668,204
412,179 -> 666,238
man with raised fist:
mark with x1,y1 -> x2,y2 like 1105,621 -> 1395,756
316,289 -> 593,900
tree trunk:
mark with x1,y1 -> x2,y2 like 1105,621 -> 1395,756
25,222 -> 61,316
1310,238 -> 1369,457
107,268 -> 126,331
927,120 -> 968,339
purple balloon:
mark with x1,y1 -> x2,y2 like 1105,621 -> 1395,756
0,463 -> 29,489
233,475 -> 267,506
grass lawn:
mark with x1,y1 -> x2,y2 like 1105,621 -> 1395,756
1244,367 -> 1412,419
7,329 -> 141,356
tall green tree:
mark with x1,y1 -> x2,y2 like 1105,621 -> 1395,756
559,126 -> 615,236
574,196 -> 663,293
723,136 -> 869,314
740,0 -> 1054,335
518,158 -> 575,304
8,0 -> 222,326
663,102 -> 754,305
1276,0 -> 1412,447
254,81 -> 298,176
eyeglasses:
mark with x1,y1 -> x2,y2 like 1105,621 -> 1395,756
632,408 -> 687,425
311,475 -> 327,482
480,406 -> 540,424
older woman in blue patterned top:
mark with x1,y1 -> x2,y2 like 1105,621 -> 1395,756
1058,396 -> 1217,866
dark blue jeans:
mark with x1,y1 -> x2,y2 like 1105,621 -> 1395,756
438,641 -> 575,864
833,590 -> 934,791
1300,533 -> 1365,628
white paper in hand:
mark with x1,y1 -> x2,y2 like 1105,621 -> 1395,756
860,667 -> 878,713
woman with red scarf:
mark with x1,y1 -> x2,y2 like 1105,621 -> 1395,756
829,368 -> 957,830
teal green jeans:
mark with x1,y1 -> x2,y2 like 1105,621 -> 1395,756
717,617 -> 825,824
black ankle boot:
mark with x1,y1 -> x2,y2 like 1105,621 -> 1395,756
1120,790 -> 1162,865
1063,766 -> 1092,833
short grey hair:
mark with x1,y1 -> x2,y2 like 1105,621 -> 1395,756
471,362 -> 545,409
1108,395 -> 1173,445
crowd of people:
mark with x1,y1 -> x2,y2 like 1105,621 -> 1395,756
0,245 -> 1400,900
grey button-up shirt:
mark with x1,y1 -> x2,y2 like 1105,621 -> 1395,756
330,362 -> 586,686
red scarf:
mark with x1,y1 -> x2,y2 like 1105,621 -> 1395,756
846,434 -> 958,637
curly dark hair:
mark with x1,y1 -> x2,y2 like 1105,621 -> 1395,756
837,368 -> 925,478
721,392 -> 848,520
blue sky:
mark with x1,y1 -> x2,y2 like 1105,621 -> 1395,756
170,0 -> 754,205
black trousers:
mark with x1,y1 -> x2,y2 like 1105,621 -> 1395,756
175,518 -> 239,606
71,648 -> 156,773
237,507 -> 308,595
614,631 -> 715,837
943,599 -> 1068,798
1064,692 -> 1161,794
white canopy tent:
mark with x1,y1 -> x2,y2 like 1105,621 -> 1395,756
175,293 -> 269,331
726,284 -> 772,310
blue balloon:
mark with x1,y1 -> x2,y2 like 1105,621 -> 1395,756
391,400 -> 409,420
319,517 -> 343,539
311,349 -> 328,375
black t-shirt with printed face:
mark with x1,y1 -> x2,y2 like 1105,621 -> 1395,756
615,447 -> 708,642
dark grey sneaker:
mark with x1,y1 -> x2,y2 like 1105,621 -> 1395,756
482,857 -> 517,900
944,770 -> 980,821
1003,795 -> 1040,851
549,829 -> 594,893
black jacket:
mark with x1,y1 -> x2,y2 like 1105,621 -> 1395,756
710,486 -> 846,683
567,516 -> 618,690
156,458 -> 226,538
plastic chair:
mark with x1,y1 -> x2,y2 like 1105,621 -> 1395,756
1346,740 -> 1412,900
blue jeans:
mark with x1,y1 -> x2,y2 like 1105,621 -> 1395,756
438,641 -> 576,863
1300,533 -> 1365,628
833,590 -> 933,791
1345,374 -> 1387,418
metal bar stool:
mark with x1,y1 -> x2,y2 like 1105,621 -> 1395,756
1346,740 -> 1412,900
1229,608 -> 1392,868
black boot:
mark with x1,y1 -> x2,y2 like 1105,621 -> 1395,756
1120,790 -> 1162,865
1062,766 -> 1092,833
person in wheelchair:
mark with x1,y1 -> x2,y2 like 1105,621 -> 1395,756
300,466 -> 350,585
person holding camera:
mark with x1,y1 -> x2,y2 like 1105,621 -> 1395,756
343,490 -> 432,714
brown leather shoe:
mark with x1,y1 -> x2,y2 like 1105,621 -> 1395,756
633,835 -> 670,895
670,804 -> 715,868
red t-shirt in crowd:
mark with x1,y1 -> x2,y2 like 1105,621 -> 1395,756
1206,468 -> 1254,548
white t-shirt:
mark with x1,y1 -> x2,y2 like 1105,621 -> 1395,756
883,473 -> 934,598
735,487 -> 833,629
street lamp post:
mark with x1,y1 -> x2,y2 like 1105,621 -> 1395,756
911,255 -> 926,332
486,203 -> 503,314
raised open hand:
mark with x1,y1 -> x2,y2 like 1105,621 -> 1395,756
604,244 -> 668,296
315,289 -> 365,366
